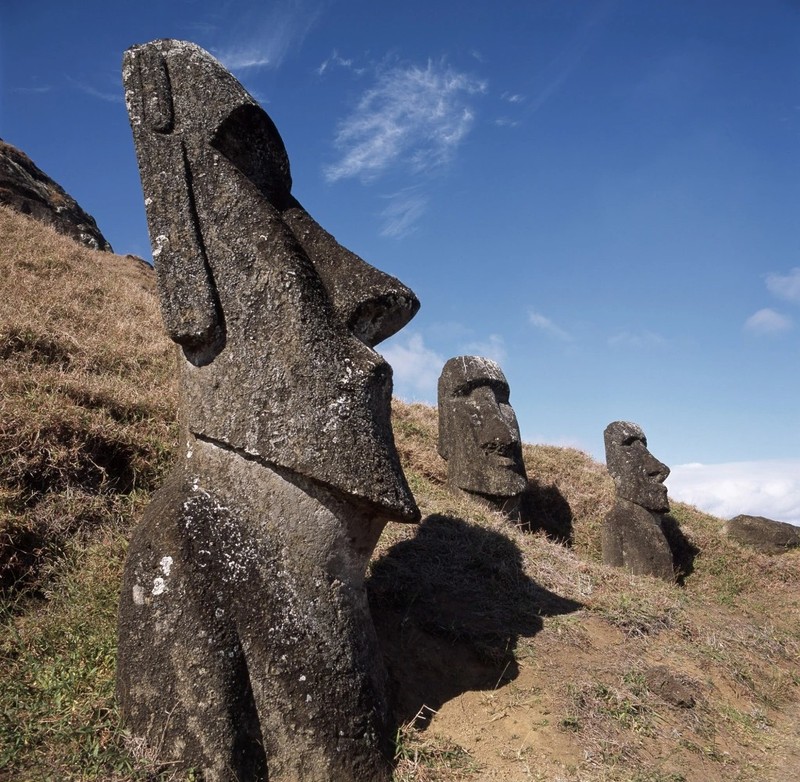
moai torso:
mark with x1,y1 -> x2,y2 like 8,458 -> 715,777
116,39 -> 420,781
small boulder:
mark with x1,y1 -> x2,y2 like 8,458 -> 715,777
644,665 -> 696,708
723,515 -> 800,555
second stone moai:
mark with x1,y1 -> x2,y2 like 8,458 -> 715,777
437,356 -> 528,516
116,40 -> 421,781
602,421 -> 675,581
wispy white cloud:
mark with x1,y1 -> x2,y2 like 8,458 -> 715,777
425,321 -> 473,343
13,85 -> 52,94
217,49 -> 272,70
317,49 -> 356,76
608,330 -> 667,349
668,460 -> 800,526
182,20 -> 219,37
527,1 -> 612,114
214,1 -> 320,72
379,189 -> 428,238
501,91 -> 525,103
494,117 -> 520,128
766,267 -> 800,303
324,59 -> 486,183
68,77 -> 123,104
528,309 -> 572,341
462,333 -> 507,365
743,308 -> 793,335
377,332 -> 445,402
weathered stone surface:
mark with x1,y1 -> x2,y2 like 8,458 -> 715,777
0,138 -> 112,251
117,39 -> 420,780
601,498 -> 675,581
122,40 -> 419,516
723,514 -> 800,555
437,356 -> 528,510
602,422 -> 675,580
604,420 -> 669,513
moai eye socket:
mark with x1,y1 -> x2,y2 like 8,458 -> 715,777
621,435 -> 646,448
210,104 -> 293,208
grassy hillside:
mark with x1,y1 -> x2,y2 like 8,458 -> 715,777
1,205 -> 798,781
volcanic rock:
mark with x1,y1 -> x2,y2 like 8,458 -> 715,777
0,138 -> 111,251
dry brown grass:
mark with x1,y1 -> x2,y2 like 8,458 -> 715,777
522,442 -> 614,558
384,408 -> 799,782
1,207 -> 799,781
0,205 -> 178,593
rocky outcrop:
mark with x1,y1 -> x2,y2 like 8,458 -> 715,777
0,138 -> 112,251
723,514 -> 800,555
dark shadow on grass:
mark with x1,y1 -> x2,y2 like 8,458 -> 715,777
517,480 -> 574,544
662,513 -> 699,585
368,513 -> 582,731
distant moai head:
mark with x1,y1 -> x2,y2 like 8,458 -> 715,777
123,40 -> 419,522
438,356 -> 528,499
604,421 -> 670,513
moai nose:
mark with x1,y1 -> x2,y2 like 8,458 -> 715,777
642,449 -> 670,482
281,201 -> 420,347
473,389 -> 517,453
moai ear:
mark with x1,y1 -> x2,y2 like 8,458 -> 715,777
123,46 -> 223,362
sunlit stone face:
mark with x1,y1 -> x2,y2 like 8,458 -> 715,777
123,39 -> 420,521
438,356 -> 528,499
604,421 -> 670,513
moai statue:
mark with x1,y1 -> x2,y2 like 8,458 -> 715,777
437,356 -> 528,517
602,421 -> 675,581
116,40 -> 421,781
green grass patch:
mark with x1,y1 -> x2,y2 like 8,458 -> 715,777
0,531 -> 148,780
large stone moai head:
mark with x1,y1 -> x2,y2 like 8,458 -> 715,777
438,356 -> 528,504
604,420 -> 670,513
123,39 -> 419,521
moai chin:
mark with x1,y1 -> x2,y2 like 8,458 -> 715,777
437,356 -> 528,516
602,421 -> 675,581
116,39 -> 421,781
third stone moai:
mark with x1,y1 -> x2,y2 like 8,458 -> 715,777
438,356 -> 528,516
116,40 -> 420,782
602,421 -> 675,581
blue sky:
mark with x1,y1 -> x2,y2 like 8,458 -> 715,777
2,0 -> 799,523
